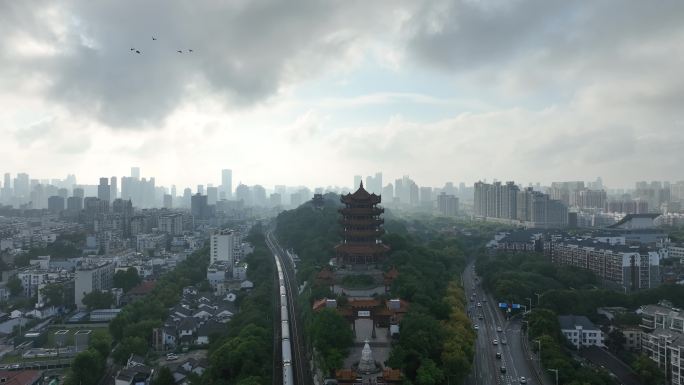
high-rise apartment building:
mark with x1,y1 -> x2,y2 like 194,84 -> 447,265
437,193 -> 459,217
98,178 -> 110,202
207,187 -> 218,205
191,193 -> 209,220
131,167 -> 140,179
47,196 -> 65,212
210,229 -> 240,265
475,181 -> 567,228
67,196 -> 83,211
159,213 -> 184,236
163,194 -> 173,209
221,169 -> 233,199
110,176 -> 118,200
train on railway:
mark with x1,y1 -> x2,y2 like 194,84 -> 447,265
275,257 -> 294,385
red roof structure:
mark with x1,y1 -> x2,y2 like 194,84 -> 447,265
128,280 -> 156,296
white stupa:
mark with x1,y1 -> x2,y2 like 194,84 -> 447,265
358,339 -> 377,374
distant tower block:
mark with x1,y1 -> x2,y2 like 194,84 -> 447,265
335,182 -> 390,267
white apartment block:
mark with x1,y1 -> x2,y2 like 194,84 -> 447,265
210,229 -> 240,265
75,261 -> 114,308
558,315 -> 604,349
640,303 -> 684,385
16,269 -> 50,297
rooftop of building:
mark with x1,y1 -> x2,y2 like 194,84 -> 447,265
558,315 -> 600,331
553,237 -> 655,253
650,328 -> 684,347
607,213 -> 661,229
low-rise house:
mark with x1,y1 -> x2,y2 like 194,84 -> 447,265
558,315 -> 604,349
115,354 -> 153,385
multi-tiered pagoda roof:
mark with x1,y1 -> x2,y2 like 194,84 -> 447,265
335,182 -> 390,266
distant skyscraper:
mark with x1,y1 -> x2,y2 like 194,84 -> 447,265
171,185 -> 177,198
235,184 -> 252,206
191,193 -> 209,219
437,193 -> 459,217
110,177 -> 118,200
382,183 -> 394,201
253,185 -> 267,206
354,175 -> 362,189
365,172 -> 382,194
163,194 -> 173,209
73,187 -> 84,198
14,173 -> 29,198
67,196 -> 83,211
207,187 -> 218,205
47,196 -> 65,212
58,188 -> 68,199
183,188 -> 192,208
98,178 -> 110,202
131,167 -> 140,179
221,169 -> 233,199
197,184 -> 204,195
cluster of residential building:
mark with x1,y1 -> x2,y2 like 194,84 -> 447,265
472,179 -> 684,229
488,214 -> 684,292
474,181 -> 568,228
154,286 -> 237,350
639,302 -> 684,385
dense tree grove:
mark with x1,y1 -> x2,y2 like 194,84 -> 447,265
385,233 -> 475,384
310,308 -> 354,375
202,224 -> 274,385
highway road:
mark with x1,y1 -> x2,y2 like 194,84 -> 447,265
463,261 -> 542,385
266,230 -> 313,385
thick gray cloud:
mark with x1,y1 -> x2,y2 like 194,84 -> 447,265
0,1 -> 397,128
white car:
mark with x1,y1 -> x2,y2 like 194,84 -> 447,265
492,339 -> 498,345
520,377 -> 527,384
496,326 -> 503,332
166,353 -> 178,361
474,324 -> 480,330
501,338 -> 507,345
477,302 -> 482,307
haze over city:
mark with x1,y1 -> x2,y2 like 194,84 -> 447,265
2,1 -> 683,188
3,2 -> 684,385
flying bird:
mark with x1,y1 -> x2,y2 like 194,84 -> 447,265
188,49 -> 193,53
135,50 -> 141,54
152,36 -> 157,41
177,50 -> 183,53
130,48 -> 135,51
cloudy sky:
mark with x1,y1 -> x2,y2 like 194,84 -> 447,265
1,0 -> 683,189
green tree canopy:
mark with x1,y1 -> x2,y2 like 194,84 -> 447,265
82,290 -> 114,310
114,267 -> 142,292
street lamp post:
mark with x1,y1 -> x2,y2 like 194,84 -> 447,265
525,297 -> 532,312
534,292 -> 543,305
534,339 -> 541,361
547,368 -> 559,385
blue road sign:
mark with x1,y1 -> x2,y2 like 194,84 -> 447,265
512,304 -> 521,309
498,303 -> 508,308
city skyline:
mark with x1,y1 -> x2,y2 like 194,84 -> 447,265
1,2 -> 683,187
1,167 -> 681,194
